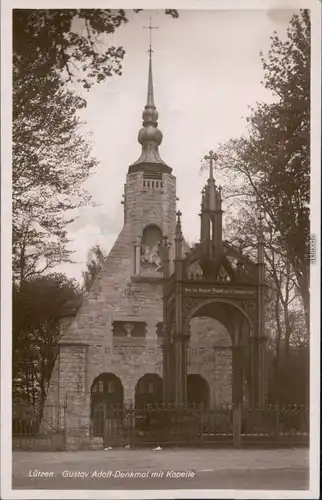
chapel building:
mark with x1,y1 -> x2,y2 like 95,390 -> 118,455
42,49 -> 233,446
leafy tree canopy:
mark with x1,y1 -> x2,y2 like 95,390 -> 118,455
12,9 -> 178,286
214,10 -> 310,330
13,273 -> 82,407
82,243 -> 107,293
13,9 -> 178,91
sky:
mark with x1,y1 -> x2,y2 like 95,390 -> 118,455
58,8 -> 297,284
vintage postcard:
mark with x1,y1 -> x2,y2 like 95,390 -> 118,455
1,0 -> 321,499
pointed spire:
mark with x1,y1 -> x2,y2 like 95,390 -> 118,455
143,17 -> 158,110
128,27 -> 171,174
146,48 -> 155,109
142,48 -> 158,127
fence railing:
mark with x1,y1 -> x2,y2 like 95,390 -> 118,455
12,402 -> 309,450
12,403 -> 66,451
92,403 -> 309,448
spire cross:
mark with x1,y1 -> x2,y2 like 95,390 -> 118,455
143,17 -> 159,53
204,150 -> 218,180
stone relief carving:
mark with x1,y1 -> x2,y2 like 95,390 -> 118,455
141,241 -> 163,272
140,224 -> 163,273
112,321 -> 146,338
217,265 -> 231,283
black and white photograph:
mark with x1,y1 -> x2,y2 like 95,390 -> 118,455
1,1 -> 321,499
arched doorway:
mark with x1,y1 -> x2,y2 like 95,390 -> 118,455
187,374 -> 210,408
187,300 -> 252,407
135,374 -> 163,408
91,373 -> 124,436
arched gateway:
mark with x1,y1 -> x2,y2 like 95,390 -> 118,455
161,150 -> 267,408
91,373 -> 124,436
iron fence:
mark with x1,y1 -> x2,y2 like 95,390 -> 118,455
91,402 -> 309,448
12,403 -> 66,451
240,404 -> 309,446
12,402 -> 309,450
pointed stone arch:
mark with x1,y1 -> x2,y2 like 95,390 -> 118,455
185,298 -> 254,339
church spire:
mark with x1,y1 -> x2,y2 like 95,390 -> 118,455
128,21 -> 171,175
146,48 -> 155,109
142,48 -> 158,128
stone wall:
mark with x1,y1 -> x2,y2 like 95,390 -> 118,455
189,317 -> 232,407
42,169 -> 176,436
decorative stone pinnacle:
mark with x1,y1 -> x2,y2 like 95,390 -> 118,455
175,210 -> 183,239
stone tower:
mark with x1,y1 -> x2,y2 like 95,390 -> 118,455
42,49 -> 232,449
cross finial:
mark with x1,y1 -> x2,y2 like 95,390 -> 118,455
204,149 -> 218,180
143,17 -> 159,53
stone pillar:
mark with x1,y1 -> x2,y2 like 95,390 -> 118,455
161,236 -> 172,403
124,381 -> 135,406
172,210 -> 187,405
254,303 -> 267,407
163,321 -> 176,404
163,341 -> 173,403
134,237 -> 141,275
232,345 -> 244,405
257,336 -> 267,406
173,334 -> 188,405
250,336 -> 267,407
255,218 -> 267,407
162,341 -> 168,403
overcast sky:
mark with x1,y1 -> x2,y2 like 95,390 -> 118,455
58,8 -> 296,283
